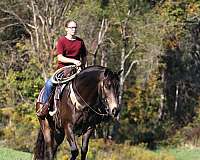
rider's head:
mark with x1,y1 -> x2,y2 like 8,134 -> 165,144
65,20 -> 77,36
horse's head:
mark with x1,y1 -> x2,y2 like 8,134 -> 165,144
99,68 -> 122,117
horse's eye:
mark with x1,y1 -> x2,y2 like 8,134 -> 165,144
105,83 -> 111,89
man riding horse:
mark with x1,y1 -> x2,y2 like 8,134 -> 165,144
36,20 -> 87,117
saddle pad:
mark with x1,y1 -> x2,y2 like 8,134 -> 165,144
36,82 -> 83,111
54,83 -> 67,100
54,82 -> 83,110
36,86 -> 45,103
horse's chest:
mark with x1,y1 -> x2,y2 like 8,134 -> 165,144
73,111 -> 103,136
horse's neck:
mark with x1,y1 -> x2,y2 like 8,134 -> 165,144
73,72 -> 100,104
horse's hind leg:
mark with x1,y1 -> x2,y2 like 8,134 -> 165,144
81,127 -> 94,160
34,128 -> 45,160
64,123 -> 79,160
40,118 -> 54,160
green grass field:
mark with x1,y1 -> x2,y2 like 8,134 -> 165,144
1,146 -> 200,160
0,147 -> 32,160
167,148 -> 200,160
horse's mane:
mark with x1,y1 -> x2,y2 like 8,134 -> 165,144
75,65 -> 105,79
80,65 -> 119,79
79,65 -> 105,74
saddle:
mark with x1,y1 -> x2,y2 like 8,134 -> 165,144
36,65 -> 80,117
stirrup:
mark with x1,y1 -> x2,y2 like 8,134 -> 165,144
49,99 -> 59,116
49,107 -> 57,116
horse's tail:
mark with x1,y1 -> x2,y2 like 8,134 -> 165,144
33,128 -> 46,160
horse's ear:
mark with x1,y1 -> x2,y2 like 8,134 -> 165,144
117,69 -> 123,76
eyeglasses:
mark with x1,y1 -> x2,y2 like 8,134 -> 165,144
67,26 -> 77,29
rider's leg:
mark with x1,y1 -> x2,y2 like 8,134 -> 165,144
43,78 -> 54,104
36,78 -> 54,117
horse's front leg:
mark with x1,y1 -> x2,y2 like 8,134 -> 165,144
81,127 -> 95,160
64,123 -> 79,160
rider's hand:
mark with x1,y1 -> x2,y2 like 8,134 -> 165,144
74,60 -> 81,67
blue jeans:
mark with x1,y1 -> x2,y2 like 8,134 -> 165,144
43,77 -> 55,103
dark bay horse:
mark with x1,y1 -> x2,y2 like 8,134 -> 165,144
34,66 -> 121,160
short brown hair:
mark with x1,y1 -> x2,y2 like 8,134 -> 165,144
65,20 -> 77,28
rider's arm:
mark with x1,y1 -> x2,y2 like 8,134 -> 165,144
80,40 -> 87,69
81,56 -> 87,69
57,54 -> 81,66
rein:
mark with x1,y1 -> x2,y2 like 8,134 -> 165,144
73,78 -> 109,116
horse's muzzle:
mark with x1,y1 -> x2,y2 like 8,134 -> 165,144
112,107 -> 120,117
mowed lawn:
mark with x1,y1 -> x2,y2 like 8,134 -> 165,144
1,146 -> 200,160
0,147 -> 32,160
166,148 -> 200,160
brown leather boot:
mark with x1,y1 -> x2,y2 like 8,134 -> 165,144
36,102 -> 49,117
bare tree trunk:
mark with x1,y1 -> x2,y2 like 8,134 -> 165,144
119,48 -> 125,108
31,0 -> 40,54
92,18 -> 109,65
158,70 -> 165,120
101,49 -> 107,67
175,83 -> 179,112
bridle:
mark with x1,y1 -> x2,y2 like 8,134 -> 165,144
98,80 -> 111,113
73,77 -> 112,116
